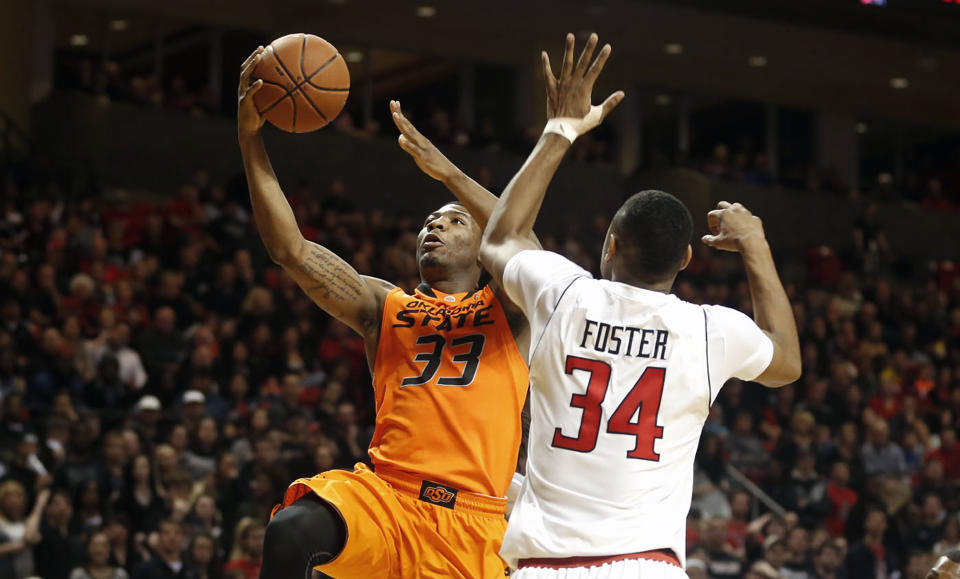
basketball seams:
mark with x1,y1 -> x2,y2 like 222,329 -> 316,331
304,55 -> 348,91
296,89 -> 329,124
255,79 -> 293,116
268,42 -> 304,131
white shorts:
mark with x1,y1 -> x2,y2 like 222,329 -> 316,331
511,559 -> 687,579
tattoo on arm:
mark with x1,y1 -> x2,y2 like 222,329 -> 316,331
298,246 -> 364,303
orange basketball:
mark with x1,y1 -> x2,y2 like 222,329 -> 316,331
252,33 -> 350,133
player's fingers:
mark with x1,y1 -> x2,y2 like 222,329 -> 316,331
706,209 -> 723,234
600,91 -> 625,119
575,33 -> 598,77
586,44 -> 612,81
397,134 -> 417,154
701,234 -> 720,246
560,33 -> 576,81
240,46 -> 263,71
392,110 -> 424,141
542,52 -> 558,93
246,79 -> 264,98
240,54 -> 261,84
716,201 -> 732,209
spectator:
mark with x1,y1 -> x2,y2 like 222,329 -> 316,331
861,420 -> 908,480
728,412 -> 770,481
934,513 -> 960,556
826,460 -> 859,537
927,428 -> 960,480
33,489 -> 81,579
702,517 -> 745,578
781,526 -> 814,579
185,533 -> 220,579
782,449 -> 830,528
182,495 -> 221,543
813,539 -> 846,579
69,530 -> 130,579
905,551 -> 936,579
846,507 -> 899,578
222,518 -> 264,579
0,482 -> 47,579
913,494 -> 947,552
132,519 -> 195,579
116,455 -> 165,535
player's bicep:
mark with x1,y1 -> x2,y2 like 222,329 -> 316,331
284,239 -> 392,337
752,330 -> 795,388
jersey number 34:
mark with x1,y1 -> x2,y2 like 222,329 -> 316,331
552,355 -> 665,461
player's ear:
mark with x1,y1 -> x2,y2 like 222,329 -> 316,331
678,245 -> 693,271
603,234 -> 617,263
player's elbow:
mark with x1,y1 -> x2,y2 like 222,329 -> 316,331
762,359 -> 801,388
264,237 -> 304,266
479,235 -> 504,267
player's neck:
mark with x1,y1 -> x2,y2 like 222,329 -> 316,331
420,275 -> 477,296
610,271 -> 674,294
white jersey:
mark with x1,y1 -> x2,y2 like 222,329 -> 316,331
500,251 -> 774,569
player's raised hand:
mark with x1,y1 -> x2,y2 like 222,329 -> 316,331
238,46 -> 266,138
390,100 -> 457,182
701,201 -> 767,252
541,33 -> 624,137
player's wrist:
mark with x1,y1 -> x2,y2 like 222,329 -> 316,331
542,105 -> 603,144
737,234 -> 769,254
439,166 -> 463,186
237,127 -> 263,144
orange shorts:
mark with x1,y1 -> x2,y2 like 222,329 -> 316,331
278,463 -> 510,579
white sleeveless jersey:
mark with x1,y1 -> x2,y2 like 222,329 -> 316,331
499,251 -> 773,569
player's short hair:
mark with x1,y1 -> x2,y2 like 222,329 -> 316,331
610,190 -> 692,282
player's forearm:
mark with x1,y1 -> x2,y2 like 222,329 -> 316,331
741,238 -> 801,378
445,171 -> 541,247
239,133 -> 305,264
441,170 -> 498,230
484,133 -> 569,246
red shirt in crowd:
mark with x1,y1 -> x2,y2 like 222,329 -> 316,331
926,443 -> 960,479
868,394 -> 901,420
224,558 -> 261,579
826,482 -> 858,537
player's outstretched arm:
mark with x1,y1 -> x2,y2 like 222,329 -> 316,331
237,47 -> 391,341
702,202 -> 802,387
389,100 -> 501,230
480,33 -> 624,285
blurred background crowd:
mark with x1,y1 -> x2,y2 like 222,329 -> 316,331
1,152 -> 958,578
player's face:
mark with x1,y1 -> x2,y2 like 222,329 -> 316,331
416,204 -> 482,275
927,557 -> 960,579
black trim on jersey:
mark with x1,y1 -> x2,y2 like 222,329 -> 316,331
703,308 -> 713,411
416,283 -> 437,298
415,283 -> 482,301
530,277 -> 582,361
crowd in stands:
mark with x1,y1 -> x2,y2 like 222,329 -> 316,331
54,51 -> 960,211
1,120 -> 960,579
695,142 -> 960,212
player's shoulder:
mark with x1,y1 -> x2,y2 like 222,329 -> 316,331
507,250 -> 591,279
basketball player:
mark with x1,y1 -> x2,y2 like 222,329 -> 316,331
928,551 -> 960,579
238,47 -> 531,578
479,33 -> 802,577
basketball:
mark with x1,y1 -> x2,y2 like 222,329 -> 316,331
251,33 -> 350,133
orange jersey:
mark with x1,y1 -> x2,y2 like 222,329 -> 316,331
369,284 -> 528,497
